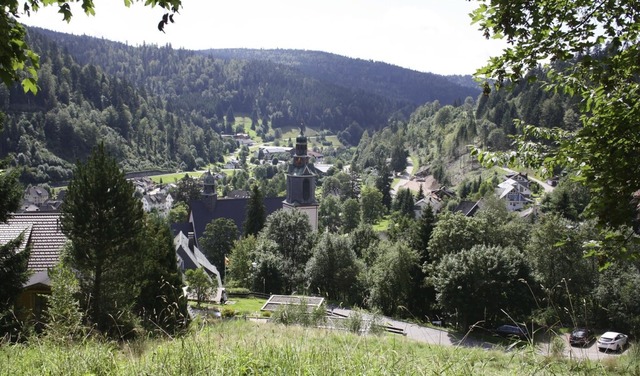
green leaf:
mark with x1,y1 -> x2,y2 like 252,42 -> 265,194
21,78 -> 38,94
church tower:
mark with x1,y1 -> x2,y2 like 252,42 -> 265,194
283,126 -> 318,231
201,170 -> 218,211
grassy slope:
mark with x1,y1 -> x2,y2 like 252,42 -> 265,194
2,320 -> 634,375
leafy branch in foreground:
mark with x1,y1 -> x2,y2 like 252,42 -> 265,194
1,0 -> 183,93
470,1 -> 640,254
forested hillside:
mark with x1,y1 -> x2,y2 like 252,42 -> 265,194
0,27 -> 485,185
0,29 -> 234,184
199,49 -> 480,105
352,67 -> 579,189
30,28 -> 424,138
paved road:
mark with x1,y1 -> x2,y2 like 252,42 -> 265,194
540,333 -> 629,361
390,157 -> 414,196
331,308 -> 630,361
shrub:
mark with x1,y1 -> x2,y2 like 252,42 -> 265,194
221,308 -> 236,318
226,287 -> 250,295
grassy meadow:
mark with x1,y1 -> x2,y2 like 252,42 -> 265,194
2,320 -> 637,375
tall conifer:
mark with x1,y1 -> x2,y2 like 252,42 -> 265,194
61,143 -> 145,336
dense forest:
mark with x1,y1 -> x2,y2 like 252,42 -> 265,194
352,67 -> 580,190
199,49 -> 480,105
0,27 -> 480,185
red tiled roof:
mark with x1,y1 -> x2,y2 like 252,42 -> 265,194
2,213 -> 66,272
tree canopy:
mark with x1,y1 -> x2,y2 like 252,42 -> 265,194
61,143 -> 145,336
1,0 -> 182,92
471,0 -> 640,238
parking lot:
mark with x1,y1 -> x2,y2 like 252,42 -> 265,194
539,333 -> 632,361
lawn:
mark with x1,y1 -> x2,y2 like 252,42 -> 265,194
149,171 -> 205,184
222,296 -> 267,316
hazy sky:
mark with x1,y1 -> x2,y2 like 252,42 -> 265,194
21,0 -> 506,75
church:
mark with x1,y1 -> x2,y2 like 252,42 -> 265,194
173,128 -> 319,254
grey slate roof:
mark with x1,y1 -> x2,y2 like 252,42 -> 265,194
189,196 -> 285,240
174,231 -> 222,287
453,200 -> 482,217
1,213 -> 66,271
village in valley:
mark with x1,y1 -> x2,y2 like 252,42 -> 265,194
1,2 -> 639,374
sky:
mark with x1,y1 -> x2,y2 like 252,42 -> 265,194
20,0 -> 506,76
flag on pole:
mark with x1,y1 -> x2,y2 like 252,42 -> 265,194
225,256 -> 230,266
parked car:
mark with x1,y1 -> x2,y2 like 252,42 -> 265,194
569,328 -> 595,347
596,331 -> 628,352
495,324 -> 529,340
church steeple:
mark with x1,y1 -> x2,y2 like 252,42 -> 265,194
283,124 -> 318,231
201,170 -> 218,211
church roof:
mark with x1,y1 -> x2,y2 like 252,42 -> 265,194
189,196 -> 285,240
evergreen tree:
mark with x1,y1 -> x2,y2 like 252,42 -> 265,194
375,163 -> 393,210
410,205 -> 436,255
136,215 -> 189,334
0,135 -> 30,337
393,188 -> 415,218
226,105 -> 236,125
61,143 -> 145,337
243,184 -> 266,237
415,185 -> 425,201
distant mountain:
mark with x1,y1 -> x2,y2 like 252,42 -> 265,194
199,49 -> 481,106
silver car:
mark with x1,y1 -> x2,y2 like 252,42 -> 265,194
596,331 -> 628,352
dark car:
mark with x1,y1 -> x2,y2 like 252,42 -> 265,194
569,328 -> 595,347
495,324 -> 529,339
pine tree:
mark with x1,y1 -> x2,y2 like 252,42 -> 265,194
61,143 -> 145,337
136,215 -> 189,335
0,142 -> 30,337
375,164 -> 392,210
416,184 -> 425,201
243,184 -> 266,237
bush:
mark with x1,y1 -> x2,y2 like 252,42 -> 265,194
226,287 -> 250,295
221,308 -> 236,318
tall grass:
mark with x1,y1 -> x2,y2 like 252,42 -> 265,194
0,320 -> 632,375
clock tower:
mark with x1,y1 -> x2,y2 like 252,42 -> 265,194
283,125 -> 318,231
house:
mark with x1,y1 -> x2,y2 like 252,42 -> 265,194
226,190 -> 250,199
256,146 -> 293,161
141,192 -> 174,217
23,186 -> 50,206
307,150 -> 324,162
431,186 -> 456,200
313,163 -> 333,176
0,213 -> 67,322
414,195 -> 445,217
495,173 -> 533,211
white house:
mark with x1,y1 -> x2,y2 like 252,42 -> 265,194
141,192 -> 174,217
495,173 -> 533,211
